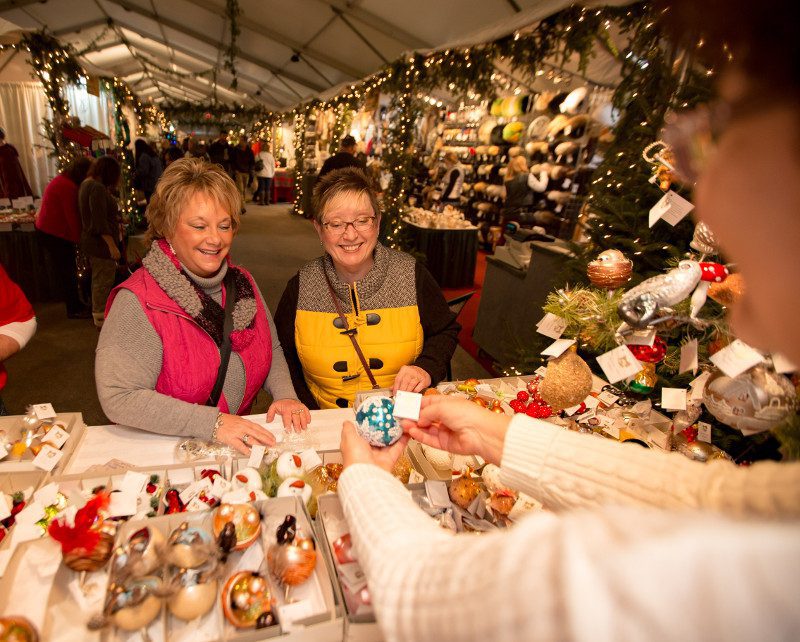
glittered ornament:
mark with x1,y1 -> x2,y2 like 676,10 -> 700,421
354,396 -> 401,447
690,221 -> 719,256
628,361 -> 657,394
267,516 -> 317,592
0,616 -> 38,642
702,365 -> 797,435
391,452 -> 413,484
709,272 -> 745,307
618,260 -> 702,328
672,431 -> 731,463
222,571 -> 275,629
448,470 -> 481,509
587,249 -> 633,289
627,336 -> 667,363
539,348 -> 593,411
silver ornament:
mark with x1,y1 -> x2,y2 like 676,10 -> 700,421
703,365 -> 797,435
672,399 -> 703,431
690,221 -> 719,256
673,431 -> 732,463
618,260 -> 701,328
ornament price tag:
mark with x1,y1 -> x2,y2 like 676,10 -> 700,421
277,600 -> 315,633
408,469 -> 425,485
42,425 -> 69,449
541,338 -> 576,357
393,391 -> 423,421
709,339 -> 764,378
649,190 -> 694,227
11,196 -> 34,209
689,371 -> 712,401
536,313 -> 567,340
771,352 -> 798,374
661,388 -> 688,411
679,339 -> 699,375
117,471 -> 148,496
425,480 -> 452,509
33,482 -> 59,507
108,491 -> 138,517
624,327 -> 657,346
583,395 -> 601,409
300,449 -> 323,471
32,403 -> 56,421
596,390 -> 619,406
596,345 -> 642,384
247,444 -> 266,469
211,476 -> 232,498
32,444 -> 63,471
697,421 -> 712,443
167,467 -> 195,486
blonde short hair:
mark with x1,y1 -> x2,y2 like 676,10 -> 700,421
146,158 -> 241,241
505,155 -> 529,181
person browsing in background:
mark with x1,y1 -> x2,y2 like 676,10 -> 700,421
0,127 -> 33,201
79,156 -> 122,329
207,132 -> 230,171
318,135 -> 365,178
96,158 -> 309,454
230,137 -> 255,214
164,146 -> 185,168
133,139 -> 163,204
438,151 -> 465,205
0,265 -> 36,416
253,142 -> 275,205
275,168 -> 460,410
333,0 -> 800,640
501,155 -> 549,223
34,156 -> 93,319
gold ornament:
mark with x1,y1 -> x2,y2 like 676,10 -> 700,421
708,272 -> 745,307
539,347 -> 593,410
448,469 -> 481,510
391,452 -> 413,484
267,533 -> 317,587
587,249 -> 633,289
628,361 -> 658,394
0,616 -> 38,642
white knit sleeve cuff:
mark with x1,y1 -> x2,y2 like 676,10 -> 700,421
499,414 -> 561,499
0,317 -> 37,350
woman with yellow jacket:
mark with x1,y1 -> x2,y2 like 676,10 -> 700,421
275,168 -> 460,409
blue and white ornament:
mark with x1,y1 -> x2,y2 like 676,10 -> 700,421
355,396 -> 402,447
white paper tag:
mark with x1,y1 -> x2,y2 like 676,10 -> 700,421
210,476 -> 232,498
697,421 -> 712,443
393,390 -> 423,421
0,493 -> 11,520
337,562 -> 368,592
11,522 -> 43,546
33,482 -> 59,507
32,403 -> 56,420
624,328 -> 657,346
424,480 -> 451,509
603,423 -> 621,439
118,471 -> 148,495
679,339 -> 699,375
180,477 -> 211,505
563,403 -> 581,416
596,345 -> 642,384
0,198 -> 11,208
596,390 -> 619,406
541,338 -> 576,357
536,313 -> 567,340
690,371 -> 712,401
710,339 -> 764,378
42,425 -> 69,449
534,366 -> 548,377
11,195 -> 34,209
649,190 -> 694,227
408,469 -> 425,485
583,395 -> 601,409
771,352 -> 798,374
108,491 -> 138,517
32,444 -> 64,471
247,444 -> 266,469
277,600 -> 314,632
661,388 -> 688,411
300,449 -> 323,471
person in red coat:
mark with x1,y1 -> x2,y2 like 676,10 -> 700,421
0,127 -> 33,200
0,263 -> 36,415
34,157 -> 93,318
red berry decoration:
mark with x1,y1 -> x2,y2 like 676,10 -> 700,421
525,404 -> 539,417
516,391 -> 529,402
699,262 -> 729,283
681,426 -> 698,444
627,336 -> 667,364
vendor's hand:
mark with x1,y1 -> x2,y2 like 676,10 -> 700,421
399,395 -> 510,466
341,421 -> 409,472
267,399 -> 311,433
392,365 -> 432,394
215,413 -> 276,455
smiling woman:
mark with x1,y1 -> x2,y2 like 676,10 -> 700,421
275,168 -> 460,409
95,158 -> 310,454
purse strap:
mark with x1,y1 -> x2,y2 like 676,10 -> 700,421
207,269 -> 238,407
323,267 -> 379,389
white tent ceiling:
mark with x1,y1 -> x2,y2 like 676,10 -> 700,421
0,0 -> 627,110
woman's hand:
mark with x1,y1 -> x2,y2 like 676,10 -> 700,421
215,413 -> 276,455
268,399 -> 311,433
341,421 -> 409,472
392,365 -> 432,394
399,395 -> 511,466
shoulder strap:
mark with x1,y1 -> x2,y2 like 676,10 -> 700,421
323,267 -> 379,389
206,269 -> 237,407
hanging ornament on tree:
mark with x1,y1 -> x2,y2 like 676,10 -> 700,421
618,260 -> 702,328
690,262 -> 731,317
539,347 -> 593,410
672,399 -> 703,431
642,141 -> 678,191
627,336 -> 667,363
702,365 -> 797,435
587,249 -> 633,289
628,361 -> 658,394
709,272 -> 745,307
690,221 -> 720,256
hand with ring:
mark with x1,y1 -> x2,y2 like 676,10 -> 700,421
214,413 -> 276,455
267,398 -> 311,433
392,365 -> 432,394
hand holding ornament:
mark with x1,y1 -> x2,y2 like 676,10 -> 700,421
340,421 -> 409,472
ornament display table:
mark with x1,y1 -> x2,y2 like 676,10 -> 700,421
406,221 -> 479,288
0,228 -> 62,302
273,170 -> 295,203
473,240 -> 575,365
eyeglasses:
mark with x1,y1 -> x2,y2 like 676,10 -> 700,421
321,216 -> 376,234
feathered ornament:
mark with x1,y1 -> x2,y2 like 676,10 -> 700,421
48,491 -> 110,555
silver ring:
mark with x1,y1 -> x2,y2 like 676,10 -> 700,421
242,434 -> 250,445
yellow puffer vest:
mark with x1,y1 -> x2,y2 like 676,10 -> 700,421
295,245 -> 423,409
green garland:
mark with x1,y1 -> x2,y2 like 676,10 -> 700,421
161,101 -> 269,130
224,0 -> 241,89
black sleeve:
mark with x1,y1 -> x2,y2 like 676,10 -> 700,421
442,168 -> 458,199
413,263 -> 461,384
274,274 -> 320,409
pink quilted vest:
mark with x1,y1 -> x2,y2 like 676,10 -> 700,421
107,265 -> 271,415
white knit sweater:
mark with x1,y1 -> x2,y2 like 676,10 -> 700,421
338,415 -> 800,642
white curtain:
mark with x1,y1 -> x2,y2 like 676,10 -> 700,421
64,82 -> 114,137
0,82 -> 58,197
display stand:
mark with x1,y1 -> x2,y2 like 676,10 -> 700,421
406,222 -> 478,288
473,240 -> 574,365
273,170 -> 295,203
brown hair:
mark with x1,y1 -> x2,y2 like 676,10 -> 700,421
504,156 -> 529,181
146,157 -> 241,242
87,155 -> 121,188
312,167 -> 381,224
64,156 -> 92,185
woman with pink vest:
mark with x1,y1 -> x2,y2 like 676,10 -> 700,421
95,158 -> 309,454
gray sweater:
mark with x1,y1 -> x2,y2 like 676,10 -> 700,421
96,262 -> 297,440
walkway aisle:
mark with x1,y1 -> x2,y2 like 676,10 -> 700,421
4,204 -> 487,424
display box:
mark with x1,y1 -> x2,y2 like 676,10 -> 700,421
32,495 -> 341,641
0,412 -> 85,477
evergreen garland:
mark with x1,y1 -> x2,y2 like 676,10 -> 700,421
224,0 -> 242,89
